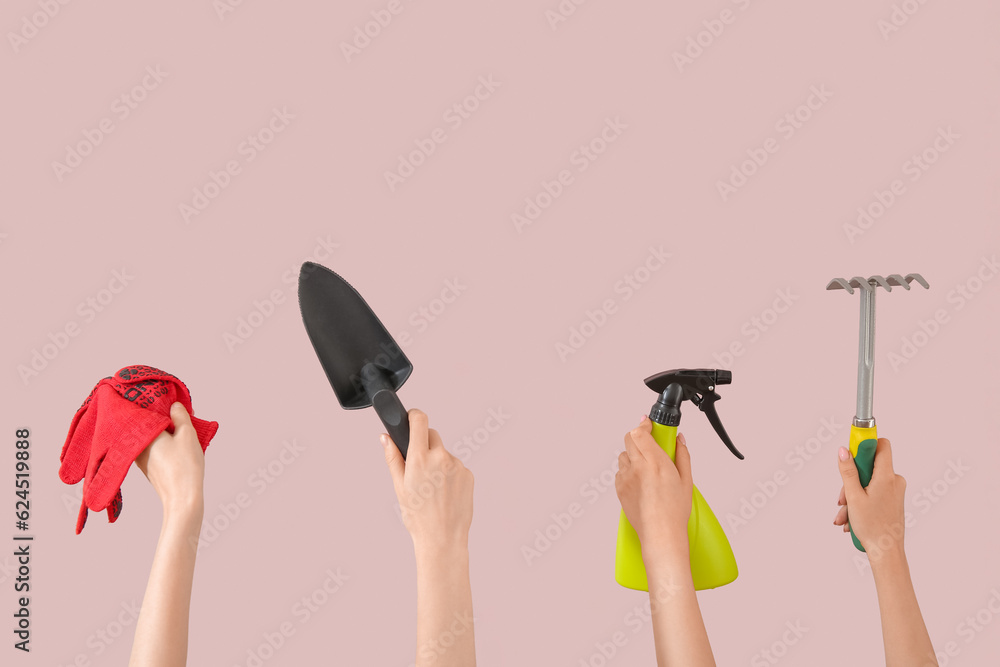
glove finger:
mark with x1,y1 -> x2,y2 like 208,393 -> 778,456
190,416 -> 219,451
106,489 -> 123,523
59,399 -> 101,484
75,502 -> 89,534
87,411 -> 171,511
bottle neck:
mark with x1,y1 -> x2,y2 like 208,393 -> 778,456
649,383 -> 683,426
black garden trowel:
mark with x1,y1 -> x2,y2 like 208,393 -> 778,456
297,262 -> 413,458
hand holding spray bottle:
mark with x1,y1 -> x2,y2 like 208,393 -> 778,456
615,369 -> 744,591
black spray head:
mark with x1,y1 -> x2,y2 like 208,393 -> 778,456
644,368 -> 743,460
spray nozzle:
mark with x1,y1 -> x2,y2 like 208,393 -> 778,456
644,369 -> 744,460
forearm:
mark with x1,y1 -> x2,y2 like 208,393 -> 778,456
870,549 -> 936,667
644,539 -> 716,667
413,540 -> 476,667
129,501 -> 204,667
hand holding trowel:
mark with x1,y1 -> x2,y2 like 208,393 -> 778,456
298,262 -> 413,458
299,263 -> 479,664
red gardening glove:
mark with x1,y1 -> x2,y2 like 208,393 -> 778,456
59,365 -> 218,533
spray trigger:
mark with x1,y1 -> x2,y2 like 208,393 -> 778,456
644,368 -> 744,460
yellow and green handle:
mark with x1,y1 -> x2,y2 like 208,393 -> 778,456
848,425 -> 878,552
615,421 -> 739,591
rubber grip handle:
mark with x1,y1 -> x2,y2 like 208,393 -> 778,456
848,424 -> 877,552
373,388 -> 409,460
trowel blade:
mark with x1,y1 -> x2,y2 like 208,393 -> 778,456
297,262 -> 412,410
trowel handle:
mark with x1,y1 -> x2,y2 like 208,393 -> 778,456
373,388 -> 410,460
848,424 -> 878,552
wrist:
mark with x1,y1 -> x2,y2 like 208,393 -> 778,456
162,495 -> 205,525
643,537 -> 695,603
413,534 -> 469,564
868,540 -> 908,577
640,529 -> 690,572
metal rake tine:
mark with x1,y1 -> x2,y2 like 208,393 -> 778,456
849,276 -> 874,292
826,277 -> 855,294
870,275 -> 892,291
886,274 -> 910,290
905,273 -> 930,289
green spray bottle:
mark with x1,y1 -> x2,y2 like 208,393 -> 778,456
615,369 -> 745,591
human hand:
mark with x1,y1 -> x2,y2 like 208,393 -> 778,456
834,438 -> 907,560
615,416 -> 693,558
134,402 -> 206,516
382,409 -> 474,553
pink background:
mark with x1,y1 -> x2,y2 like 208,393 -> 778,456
3,0 -> 999,664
